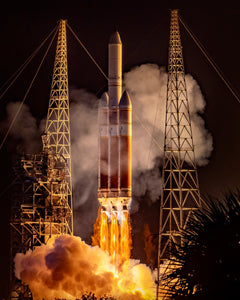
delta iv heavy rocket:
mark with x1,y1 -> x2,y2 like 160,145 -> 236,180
98,31 -> 132,213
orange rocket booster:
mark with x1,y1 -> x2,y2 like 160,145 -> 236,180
119,91 -> 132,202
98,32 -> 132,210
98,92 -> 109,196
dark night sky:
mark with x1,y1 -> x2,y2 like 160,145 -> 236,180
1,1 -> 240,298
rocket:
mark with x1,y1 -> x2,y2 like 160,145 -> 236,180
98,31 -> 132,212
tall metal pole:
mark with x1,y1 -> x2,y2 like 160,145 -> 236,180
157,9 -> 202,299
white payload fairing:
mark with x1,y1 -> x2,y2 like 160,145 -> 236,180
98,31 -> 132,212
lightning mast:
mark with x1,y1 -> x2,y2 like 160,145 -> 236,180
9,20 -> 73,299
157,9 -> 202,298
45,19 -> 73,233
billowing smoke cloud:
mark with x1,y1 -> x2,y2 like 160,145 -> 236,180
14,235 -> 155,299
124,64 -> 213,167
123,64 -> 213,207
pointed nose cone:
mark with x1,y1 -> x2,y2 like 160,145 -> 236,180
99,92 -> 109,108
109,31 -> 122,44
119,91 -> 132,108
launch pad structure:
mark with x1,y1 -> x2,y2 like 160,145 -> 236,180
7,9 -> 206,300
9,20 -> 73,299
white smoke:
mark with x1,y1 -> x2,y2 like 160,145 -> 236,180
185,74 -> 213,165
70,88 -> 98,189
123,64 -> 213,206
124,63 -> 213,168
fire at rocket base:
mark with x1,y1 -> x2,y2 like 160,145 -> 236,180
96,31 -> 132,268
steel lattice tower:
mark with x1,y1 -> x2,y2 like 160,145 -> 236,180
157,9 -> 202,298
45,19 -> 73,232
9,20 -> 73,299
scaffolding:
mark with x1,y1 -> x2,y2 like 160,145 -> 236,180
10,136 -> 72,298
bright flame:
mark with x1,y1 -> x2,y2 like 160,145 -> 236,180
120,211 -> 131,263
110,212 -> 119,266
100,211 -> 109,252
93,208 -> 132,269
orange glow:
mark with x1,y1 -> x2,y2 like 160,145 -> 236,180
110,212 -> 119,266
100,211 -> 109,252
93,208 -> 132,270
120,211 -> 132,264
15,235 -> 155,299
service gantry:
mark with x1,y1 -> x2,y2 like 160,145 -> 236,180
9,20 -> 73,300
156,10 -> 202,299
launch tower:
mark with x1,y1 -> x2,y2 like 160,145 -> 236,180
9,20 -> 73,299
157,9 -> 202,298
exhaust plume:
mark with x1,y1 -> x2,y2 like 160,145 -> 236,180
14,235 -> 155,299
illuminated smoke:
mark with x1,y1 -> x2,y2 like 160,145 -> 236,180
14,235 -> 155,300
124,63 -> 213,205
124,63 -> 213,167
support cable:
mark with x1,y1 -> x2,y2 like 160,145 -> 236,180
179,15 -> 240,104
0,25 -> 58,101
66,23 -> 108,80
0,27 -> 58,151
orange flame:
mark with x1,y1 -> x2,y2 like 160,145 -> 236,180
92,208 -> 132,270
120,211 -> 132,263
100,211 -> 109,252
